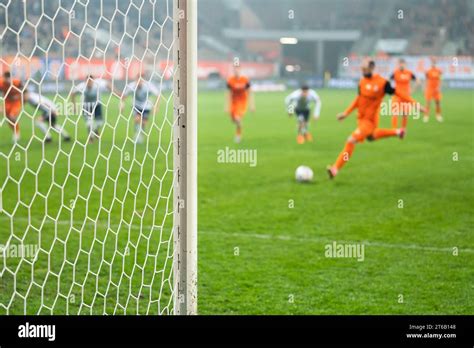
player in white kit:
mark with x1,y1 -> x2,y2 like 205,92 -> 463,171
285,85 -> 322,144
121,77 -> 160,144
72,75 -> 112,142
27,91 -> 70,142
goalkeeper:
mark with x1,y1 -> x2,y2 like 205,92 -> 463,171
285,85 -> 322,144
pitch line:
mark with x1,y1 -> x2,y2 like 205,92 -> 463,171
0,216 -> 472,254
200,230 -> 474,254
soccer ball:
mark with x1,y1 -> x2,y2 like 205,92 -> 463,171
295,165 -> 314,183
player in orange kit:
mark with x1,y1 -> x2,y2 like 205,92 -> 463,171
0,71 -> 25,143
390,58 -> 419,129
327,59 -> 426,179
424,57 -> 443,123
225,65 -> 255,143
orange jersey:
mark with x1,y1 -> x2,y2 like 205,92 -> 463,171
391,69 -> 416,95
227,75 -> 250,104
425,67 -> 442,91
0,78 -> 23,103
345,74 -> 389,123
344,74 -> 416,123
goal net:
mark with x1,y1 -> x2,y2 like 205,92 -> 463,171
0,0 -> 197,315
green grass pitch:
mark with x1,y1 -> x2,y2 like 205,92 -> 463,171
0,89 -> 473,314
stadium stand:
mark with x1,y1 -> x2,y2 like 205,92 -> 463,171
1,0 -> 472,77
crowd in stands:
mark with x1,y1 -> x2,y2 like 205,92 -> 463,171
244,0 -> 473,55
0,0 -> 172,60
380,0 -> 473,55
1,0 -> 473,64
243,0 -> 380,33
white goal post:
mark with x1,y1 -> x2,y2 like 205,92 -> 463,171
0,0 -> 197,315
173,0 -> 198,315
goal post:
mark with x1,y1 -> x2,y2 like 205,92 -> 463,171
173,0 -> 198,315
0,0 -> 197,315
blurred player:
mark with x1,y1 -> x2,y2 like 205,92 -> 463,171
424,57 -> 443,123
225,65 -> 255,143
285,85 -> 322,144
72,75 -> 112,142
120,76 -> 160,144
327,59 -> 425,179
27,91 -> 70,143
390,58 -> 419,129
0,71 -> 24,143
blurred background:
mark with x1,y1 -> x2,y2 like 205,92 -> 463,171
197,0 -> 474,90
0,0 -> 473,90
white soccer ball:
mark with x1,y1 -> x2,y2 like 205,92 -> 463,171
295,165 -> 314,183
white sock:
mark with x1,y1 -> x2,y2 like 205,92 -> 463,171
86,119 -> 94,135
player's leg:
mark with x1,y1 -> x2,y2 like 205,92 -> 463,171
83,103 -> 95,141
401,112 -> 408,129
327,135 -> 357,179
92,104 -> 104,139
34,111 -> 51,142
232,116 -> 242,143
134,113 -> 141,143
391,98 -> 399,129
327,123 -> 370,179
48,111 -> 71,141
140,109 -> 149,142
371,107 -> 405,140
435,94 -> 443,122
371,107 -> 405,141
55,116 -> 71,142
296,113 -> 305,144
424,93 -> 431,123
391,116 -> 398,129
370,127 -> 405,140
133,108 -> 142,142
7,117 -> 21,143
229,103 -> 243,143
400,101 -> 409,129
134,107 -> 149,144
6,102 -> 21,142
303,110 -> 313,142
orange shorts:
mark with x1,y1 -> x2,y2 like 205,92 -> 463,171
425,89 -> 442,101
4,101 -> 22,121
351,119 -> 377,142
230,101 -> 248,120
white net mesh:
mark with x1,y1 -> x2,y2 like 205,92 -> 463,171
0,0 -> 177,314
